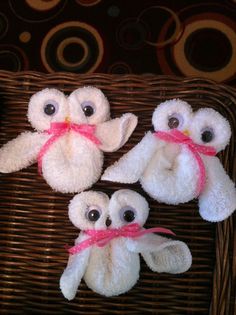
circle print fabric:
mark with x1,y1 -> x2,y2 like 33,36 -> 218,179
41,21 -> 104,73
156,3 -> 236,82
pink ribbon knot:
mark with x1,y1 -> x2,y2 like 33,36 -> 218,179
68,223 -> 175,255
154,129 -> 216,196
37,122 -> 101,174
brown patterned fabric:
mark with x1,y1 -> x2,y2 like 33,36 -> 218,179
0,1 -> 236,85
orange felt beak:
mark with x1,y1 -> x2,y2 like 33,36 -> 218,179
183,129 -> 190,136
65,116 -> 71,123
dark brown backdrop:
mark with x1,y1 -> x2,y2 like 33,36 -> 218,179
0,0 -> 236,85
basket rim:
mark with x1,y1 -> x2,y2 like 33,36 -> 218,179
0,69 -> 235,94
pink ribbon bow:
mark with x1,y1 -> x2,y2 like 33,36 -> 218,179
37,122 -> 101,174
154,129 -> 216,196
68,223 -> 175,255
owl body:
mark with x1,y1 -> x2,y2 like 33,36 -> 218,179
42,133 -> 103,193
0,87 -> 137,193
141,144 -> 199,204
102,100 -> 236,222
84,238 -> 140,297
60,190 -> 192,299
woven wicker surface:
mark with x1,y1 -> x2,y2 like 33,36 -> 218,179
0,71 -> 235,315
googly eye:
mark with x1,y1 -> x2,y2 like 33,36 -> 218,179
86,206 -> 101,222
168,113 -> 183,129
201,127 -> 214,143
119,206 -> 136,223
43,100 -> 59,116
81,101 -> 95,117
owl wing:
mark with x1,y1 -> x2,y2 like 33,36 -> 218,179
96,113 -> 138,152
199,156 -> 236,222
0,132 -> 49,173
126,234 -> 192,274
101,131 -> 162,183
60,233 -> 91,301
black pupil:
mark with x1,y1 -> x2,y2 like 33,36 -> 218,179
44,104 -> 56,115
83,105 -> 94,117
88,209 -> 100,221
123,210 -> 135,222
201,130 -> 213,143
168,117 -> 179,129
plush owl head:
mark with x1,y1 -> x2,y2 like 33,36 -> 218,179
189,108 -> 231,153
152,99 -> 231,153
68,189 -> 149,231
28,86 -> 110,132
152,99 -> 192,132
69,191 -> 110,231
108,189 -> 149,229
68,87 -> 110,125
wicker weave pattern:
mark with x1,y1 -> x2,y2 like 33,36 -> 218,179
0,71 -> 235,315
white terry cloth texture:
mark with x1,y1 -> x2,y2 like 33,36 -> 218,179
60,189 -> 192,299
102,99 -> 236,222
0,86 -> 137,193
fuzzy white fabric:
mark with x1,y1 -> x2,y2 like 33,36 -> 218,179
152,99 -> 192,132
69,190 -> 110,231
188,108 -> 231,153
0,132 -> 49,173
69,86 -> 111,126
28,88 -> 69,132
60,189 -> 192,299
96,114 -> 138,152
102,131 -> 160,183
141,145 -> 199,204
126,234 -> 192,274
199,156 -> 236,222
0,87 -> 137,193
60,233 -> 91,301
102,99 -> 236,222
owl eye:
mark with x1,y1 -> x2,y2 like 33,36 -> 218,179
43,100 -> 59,116
81,101 -> 95,117
201,127 -> 214,143
120,206 -> 136,223
86,206 -> 101,222
168,113 -> 183,129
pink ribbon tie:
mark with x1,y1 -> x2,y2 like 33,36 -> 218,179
154,129 -> 216,195
37,122 -> 101,174
68,223 -> 175,255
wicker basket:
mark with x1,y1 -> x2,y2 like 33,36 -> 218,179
0,71 -> 235,315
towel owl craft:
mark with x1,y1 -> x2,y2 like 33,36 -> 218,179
0,87 -> 137,193
102,99 -> 236,222
60,189 -> 192,299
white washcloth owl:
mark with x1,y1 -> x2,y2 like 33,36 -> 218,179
0,87 -> 137,193
102,99 -> 236,222
60,189 -> 192,299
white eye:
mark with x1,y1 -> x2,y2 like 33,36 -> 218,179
43,100 -> 59,116
85,206 -> 101,222
81,101 -> 96,117
168,113 -> 184,129
119,206 -> 136,223
201,127 -> 214,143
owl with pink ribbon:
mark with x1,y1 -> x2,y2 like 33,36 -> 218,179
60,189 -> 192,299
0,87 -> 137,193
102,99 -> 236,222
